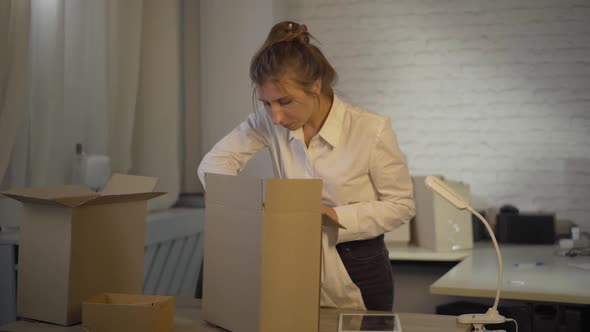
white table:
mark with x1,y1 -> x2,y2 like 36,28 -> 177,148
0,298 -> 471,332
430,244 -> 590,305
387,244 -> 472,262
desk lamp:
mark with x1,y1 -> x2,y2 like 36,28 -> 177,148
425,176 -> 506,332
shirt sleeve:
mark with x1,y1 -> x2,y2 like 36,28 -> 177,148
197,110 -> 270,190
334,118 -> 416,244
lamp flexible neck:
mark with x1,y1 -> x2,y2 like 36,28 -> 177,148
468,207 -> 503,311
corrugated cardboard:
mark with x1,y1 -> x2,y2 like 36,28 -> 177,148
412,176 -> 473,251
0,174 -> 165,326
82,293 -> 174,332
202,173 -> 327,332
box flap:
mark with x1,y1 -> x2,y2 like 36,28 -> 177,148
205,173 -> 263,210
0,194 -> 63,206
263,178 -> 322,212
1,185 -> 100,207
85,293 -> 173,306
55,195 -> 103,207
82,192 -> 166,206
101,173 -> 158,195
322,214 -> 346,229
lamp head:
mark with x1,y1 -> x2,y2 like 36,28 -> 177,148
424,176 -> 470,210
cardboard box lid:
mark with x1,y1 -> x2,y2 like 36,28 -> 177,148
1,185 -> 100,207
101,173 -> 158,195
265,178 -> 345,227
1,173 -> 165,207
205,173 -> 263,210
205,173 -> 345,228
205,174 -> 324,212
264,178 -> 322,212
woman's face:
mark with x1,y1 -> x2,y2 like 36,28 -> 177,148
256,79 -> 319,131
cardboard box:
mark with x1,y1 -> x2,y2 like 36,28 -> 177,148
412,176 -> 473,251
1,174 -> 165,326
82,293 -> 174,332
202,174 -> 326,332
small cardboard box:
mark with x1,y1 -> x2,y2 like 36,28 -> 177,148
82,293 -> 174,332
1,174 -> 165,326
412,176 -> 473,251
202,174 -> 327,332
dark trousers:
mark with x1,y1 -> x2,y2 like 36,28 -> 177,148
336,234 -> 394,311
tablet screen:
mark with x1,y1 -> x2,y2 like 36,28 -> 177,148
339,314 -> 399,332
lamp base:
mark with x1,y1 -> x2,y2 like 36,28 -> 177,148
471,323 -> 505,332
457,308 -> 506,328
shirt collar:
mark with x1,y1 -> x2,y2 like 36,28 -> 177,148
287,95 -> 344,148
288,127 -> 304,142
318,95 -> 343,148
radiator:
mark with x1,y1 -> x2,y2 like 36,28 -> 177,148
143,208 -> 205,296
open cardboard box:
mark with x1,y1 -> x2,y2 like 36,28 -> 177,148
202,173 -> 344,332
1,174 -> 165,326
82,293 -> 174,332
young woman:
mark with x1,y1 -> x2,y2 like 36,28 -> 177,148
198,21 -> 415,311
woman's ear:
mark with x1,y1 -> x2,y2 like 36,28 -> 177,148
312,79 -> 322,96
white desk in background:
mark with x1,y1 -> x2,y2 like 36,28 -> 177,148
430,244 -> 590,305
387,244 -> 472,262
385,243 -> 471,314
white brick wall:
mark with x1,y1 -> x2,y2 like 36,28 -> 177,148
287,0 -> 590,230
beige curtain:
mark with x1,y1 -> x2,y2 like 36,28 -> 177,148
0,0 -> 30,227
0,0 -> 182,222
26,0 -> 115,186
107,0 -> 143,176
0,0 -> 30,185
108,0 -> 184,210
131,0 -> 181,210
181,0 -> 202,193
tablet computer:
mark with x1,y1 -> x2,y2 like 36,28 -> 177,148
338,313 -> 402,332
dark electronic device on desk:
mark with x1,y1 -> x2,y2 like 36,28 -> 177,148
495,205 -> 555,244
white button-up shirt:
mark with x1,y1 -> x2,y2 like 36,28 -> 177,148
198,96 -> 416,309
